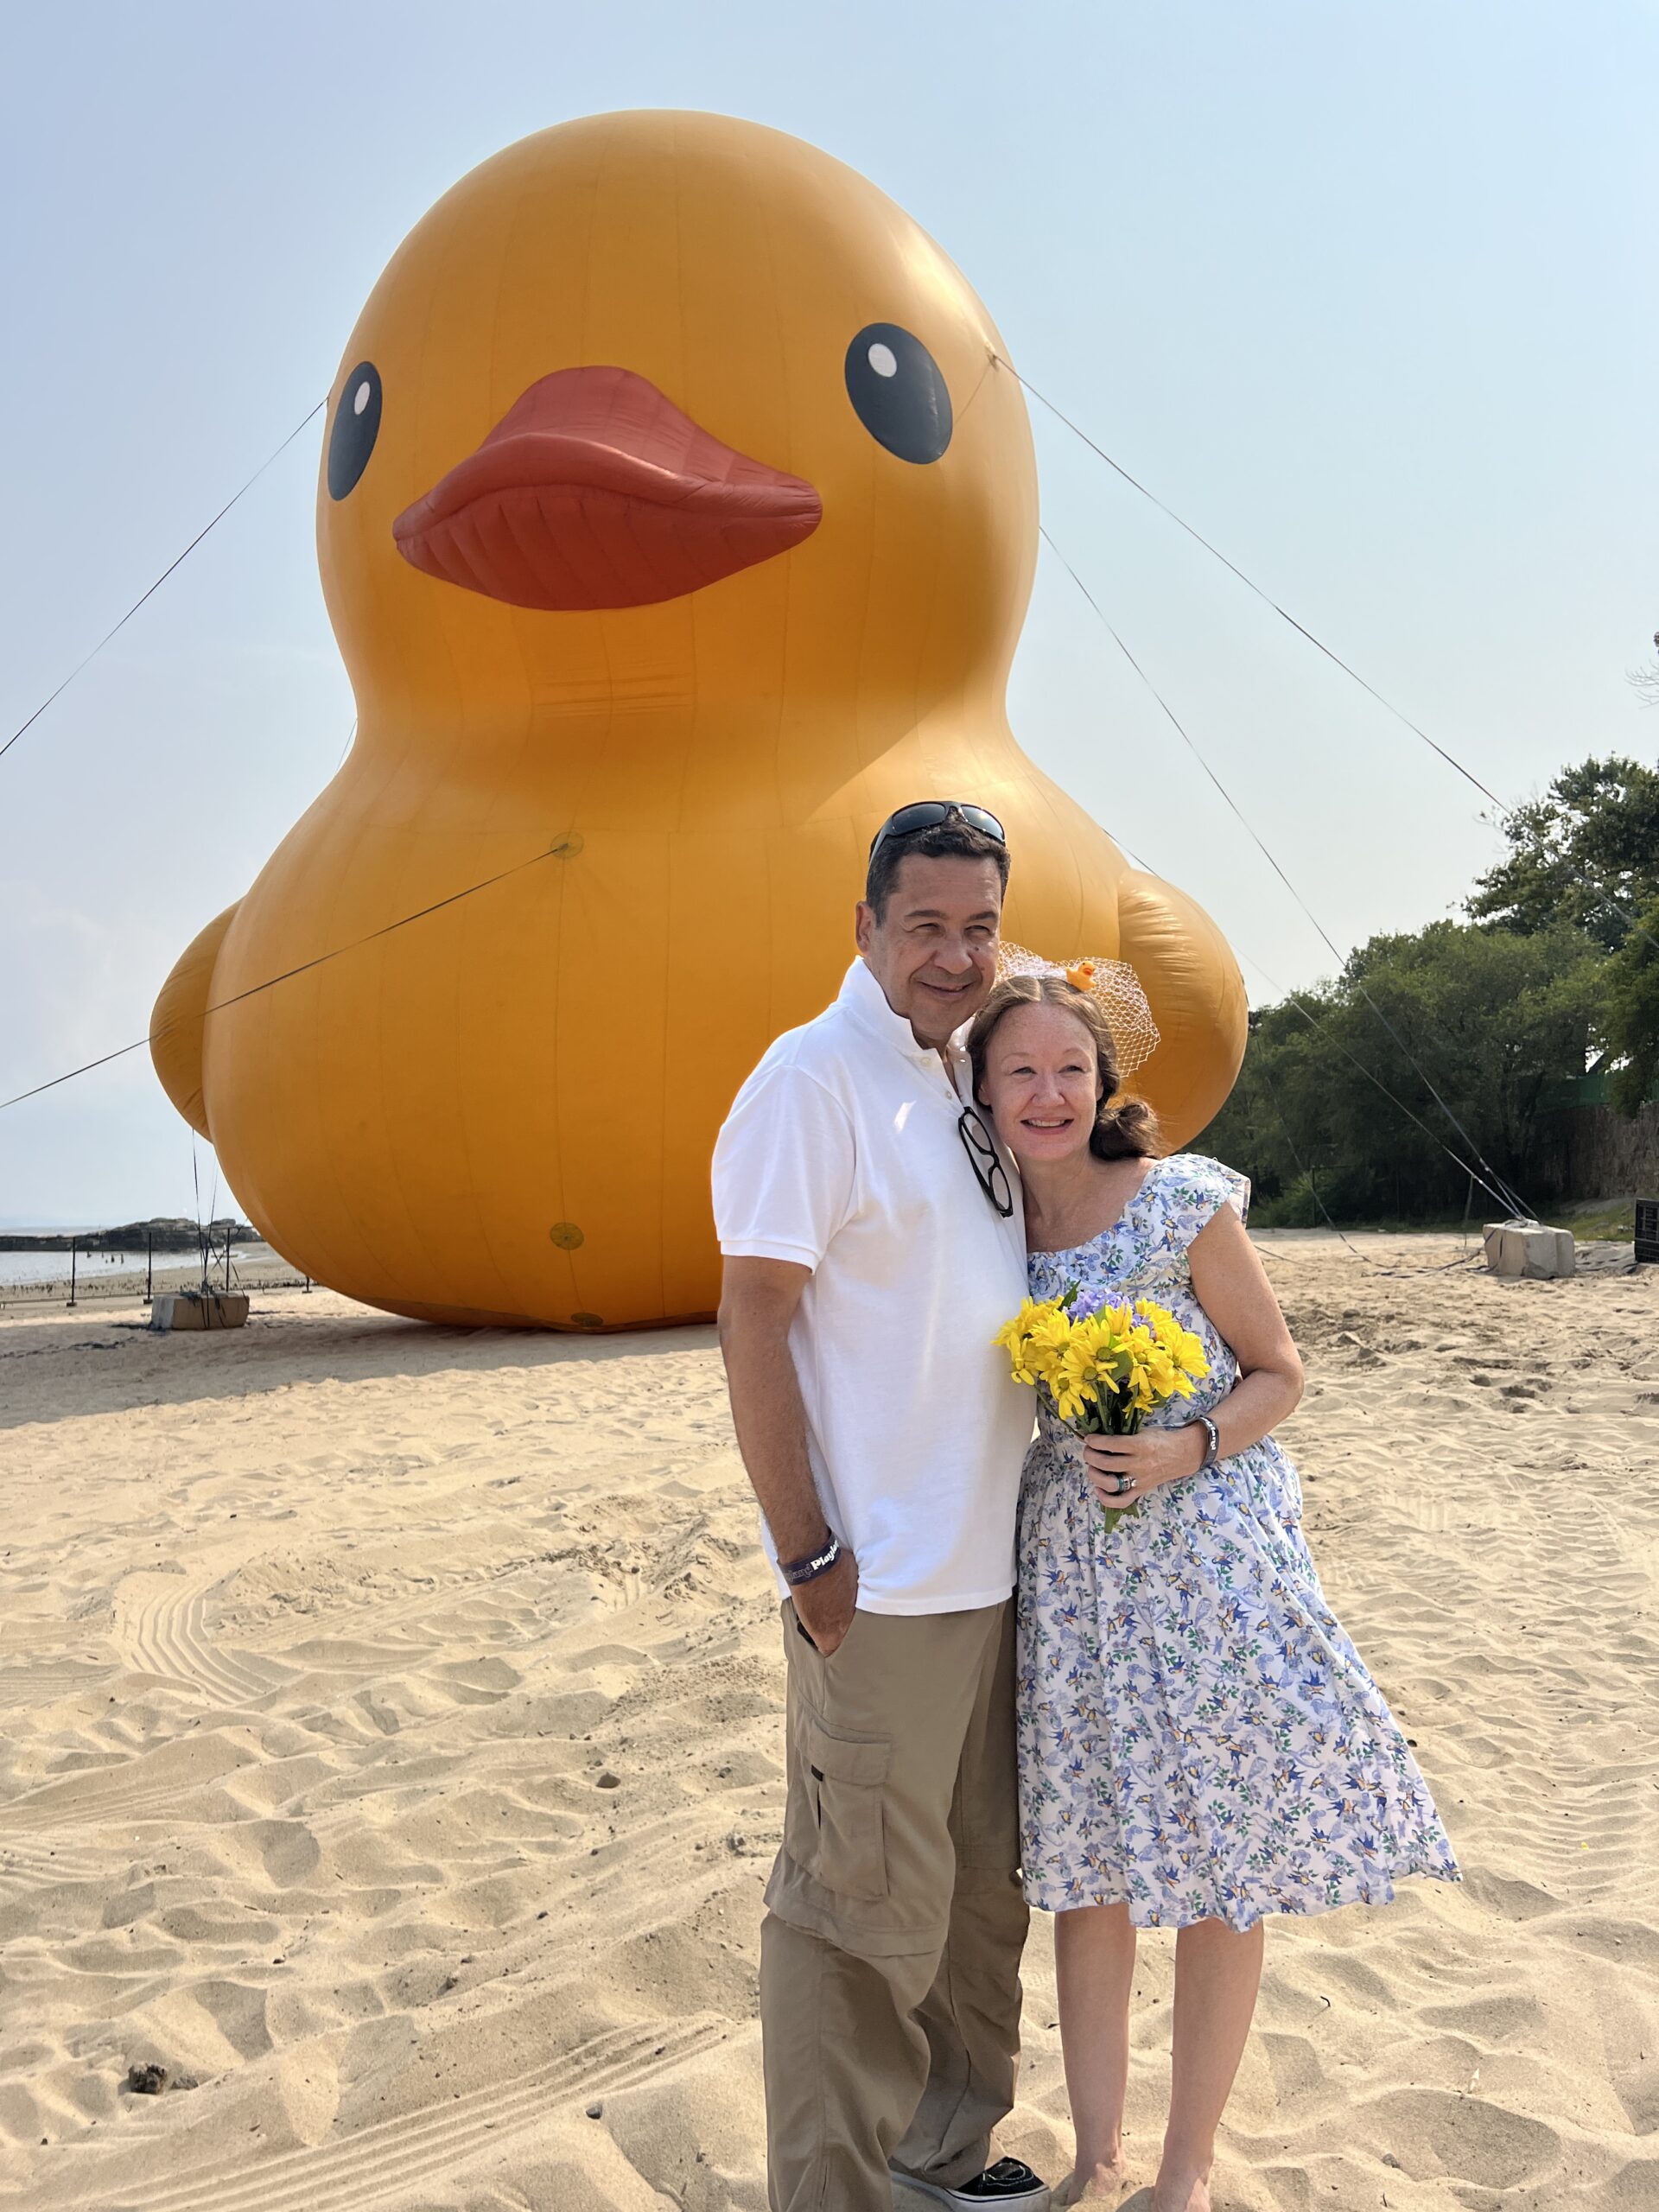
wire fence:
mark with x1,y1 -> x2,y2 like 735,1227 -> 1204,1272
0,1233 -> 311,1313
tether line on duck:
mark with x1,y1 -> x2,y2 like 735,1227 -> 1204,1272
1001,359 -> 1507,807
1109,829 -> 1528,1240
1004,358 -> 1659,959
0,836 -> 575,1114
1041,524 -> 1536,1222
1248,1028 -> 1382,1267
0,399 -> 326,766
1234,953 -> 1487,1274
1116,822 -> 1499,1269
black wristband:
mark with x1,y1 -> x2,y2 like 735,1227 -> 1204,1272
1194,1414 -> 1220,1470
781,1532 -> 842,1587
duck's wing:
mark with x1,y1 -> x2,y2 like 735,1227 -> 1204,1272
1114,869 -> 1249,1147
149,902 -> 241,1140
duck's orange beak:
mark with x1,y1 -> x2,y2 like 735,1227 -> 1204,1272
391,365 -> 821,610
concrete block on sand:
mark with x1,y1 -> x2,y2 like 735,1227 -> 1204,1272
148,1290 -> 251,1332
1483,1221 -> 1575,1278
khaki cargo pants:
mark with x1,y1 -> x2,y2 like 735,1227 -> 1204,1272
760,1598 -> 1028,2211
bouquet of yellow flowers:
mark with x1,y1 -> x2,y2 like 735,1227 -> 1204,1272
994,1288 -> 1210,1521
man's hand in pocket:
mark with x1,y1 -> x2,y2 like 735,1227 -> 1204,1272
794,1549 -> 860,1656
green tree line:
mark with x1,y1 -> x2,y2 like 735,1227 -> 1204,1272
1198,754 -> 1659,1224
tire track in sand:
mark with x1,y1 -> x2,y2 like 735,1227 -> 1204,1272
59,2013 -> 732,2212
0,1838 -> 105,1891
114,1573 -> 290,1707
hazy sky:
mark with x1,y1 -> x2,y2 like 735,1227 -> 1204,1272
3,2 -> 1656,1225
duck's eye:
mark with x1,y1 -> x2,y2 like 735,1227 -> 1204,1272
844,323 -> 951,464
327,361 -> 382,500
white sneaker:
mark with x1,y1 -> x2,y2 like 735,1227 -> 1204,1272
893,2158 -> 1051,2208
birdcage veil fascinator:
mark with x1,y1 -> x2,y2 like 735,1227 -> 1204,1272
993,944 -> 1160,1079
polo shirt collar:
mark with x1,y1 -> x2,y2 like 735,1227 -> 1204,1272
838,958 -> 973,1080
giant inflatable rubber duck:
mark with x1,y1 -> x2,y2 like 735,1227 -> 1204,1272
151,112 -> 1247,1330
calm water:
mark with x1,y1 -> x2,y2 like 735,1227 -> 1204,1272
0,1243 -> 280,1292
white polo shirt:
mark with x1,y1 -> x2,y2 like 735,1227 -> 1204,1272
711,958 -> 1032,1615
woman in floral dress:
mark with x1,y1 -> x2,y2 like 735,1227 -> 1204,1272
968,972 -> 1459,2212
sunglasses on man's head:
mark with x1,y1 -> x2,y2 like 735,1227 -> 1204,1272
868,799 -> 1007,861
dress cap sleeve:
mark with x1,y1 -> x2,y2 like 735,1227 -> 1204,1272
1154,1153 -> 1250,1249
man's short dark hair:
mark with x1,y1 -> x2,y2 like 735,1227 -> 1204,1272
864,820 -> 1011,920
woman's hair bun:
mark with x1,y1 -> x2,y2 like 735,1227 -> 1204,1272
1093,1092 -> 1160,1163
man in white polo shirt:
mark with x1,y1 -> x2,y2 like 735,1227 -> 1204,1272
713,803 -> 1046,2212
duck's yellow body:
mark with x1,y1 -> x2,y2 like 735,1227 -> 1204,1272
150,112 -> 1246,1330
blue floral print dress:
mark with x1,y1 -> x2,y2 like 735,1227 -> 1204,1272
1015,1153 -> 1459,1930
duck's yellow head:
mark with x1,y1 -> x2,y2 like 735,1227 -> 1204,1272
318,111 -> 1037,751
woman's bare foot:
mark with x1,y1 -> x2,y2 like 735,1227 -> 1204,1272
1149,2170 -> 1211,2212
1052,2159 -> 1135,2205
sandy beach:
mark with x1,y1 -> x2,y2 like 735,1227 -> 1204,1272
2,1232 -> 1655,2211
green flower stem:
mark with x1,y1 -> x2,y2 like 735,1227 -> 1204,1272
1069,1398 -> 1143,1526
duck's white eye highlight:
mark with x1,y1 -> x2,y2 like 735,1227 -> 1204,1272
353,380 -> 372,416
868,342 -> 899,378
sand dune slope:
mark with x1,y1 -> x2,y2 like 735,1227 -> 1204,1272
1,1234 -> 1655,2210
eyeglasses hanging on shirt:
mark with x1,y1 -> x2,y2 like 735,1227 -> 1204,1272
957,1106 -> 1014,1217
